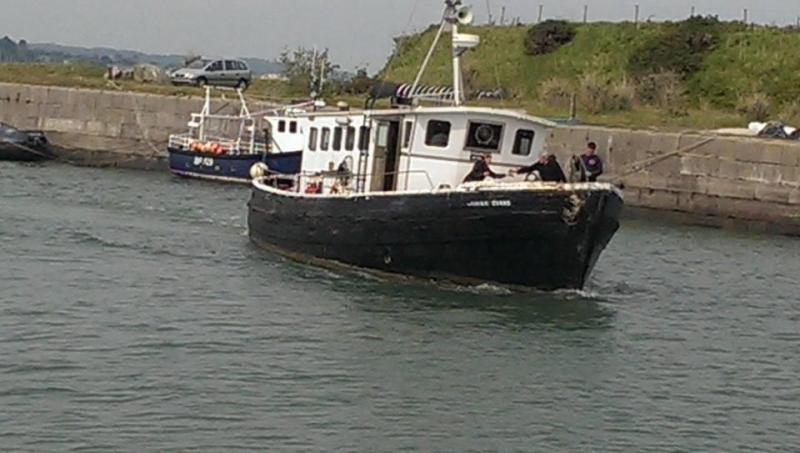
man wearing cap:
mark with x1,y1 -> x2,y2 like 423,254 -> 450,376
513,152 -> 566,183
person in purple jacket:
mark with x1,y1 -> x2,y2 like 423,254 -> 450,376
573,142 -> 604,182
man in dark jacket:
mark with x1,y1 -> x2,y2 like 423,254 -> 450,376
515,153 -> 566,182
573,142 -> 604,182
463,154 -> 506,183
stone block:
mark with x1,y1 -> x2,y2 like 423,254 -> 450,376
754,183 -> 792,204
789,189 -> 800,205
84,120 -> 105,135
718,159 -> 758,181
684,193 -> 720,216
751,164 -> 790,185
680,155 -> 719,177
666,174 -> 700,193
701,176 -> 757,200
42,117 -> 84,133
110,92 -> 136,110
637,189 -> 680,211
120,122 -> 143,140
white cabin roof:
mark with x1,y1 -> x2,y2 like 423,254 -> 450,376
270,105 -> 559,129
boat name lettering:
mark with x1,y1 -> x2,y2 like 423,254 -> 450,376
466,199 -> 512,208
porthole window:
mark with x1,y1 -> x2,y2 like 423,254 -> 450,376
465,121 -> 503,152
512,129 -> 535,156
425,120 -> 451,148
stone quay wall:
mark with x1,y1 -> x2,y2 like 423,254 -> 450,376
1,82 -> 799,232
546,126 -> 800,233
0,82 -> 277,168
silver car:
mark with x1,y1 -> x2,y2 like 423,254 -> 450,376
170,58 -> 252,90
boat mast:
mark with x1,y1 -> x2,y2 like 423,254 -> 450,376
410,0 -> 478,106
199,86 -> 212,140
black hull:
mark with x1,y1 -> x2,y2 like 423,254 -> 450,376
0,126 -> 53,162
0,144 -> 53,162
247,184 -> 623,290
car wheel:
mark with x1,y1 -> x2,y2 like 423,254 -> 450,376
196,77 -> 208,87
236,79 -> 249,90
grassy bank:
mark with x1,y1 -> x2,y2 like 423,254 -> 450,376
382,21 -> 800,130
0,63 -> 310,102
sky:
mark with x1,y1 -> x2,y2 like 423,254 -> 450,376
1,0 -> 798,70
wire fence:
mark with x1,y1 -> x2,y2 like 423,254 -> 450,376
482,3 -> 800,28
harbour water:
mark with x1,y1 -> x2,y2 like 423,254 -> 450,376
1,162 -> 799,452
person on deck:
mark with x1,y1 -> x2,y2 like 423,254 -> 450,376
573,142 -> 604,182
463,154 -> 506,183
513,153 -> 566,183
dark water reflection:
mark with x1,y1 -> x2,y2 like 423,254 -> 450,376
1,162 -> 799,452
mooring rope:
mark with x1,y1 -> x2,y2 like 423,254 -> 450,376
610,136 -> 716,183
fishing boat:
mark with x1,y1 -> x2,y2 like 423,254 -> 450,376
247,0 -> 623,290
167,87 -> 304,183
0,122 -> 54,161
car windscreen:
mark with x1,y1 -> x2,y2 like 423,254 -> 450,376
186,59 -> 210,69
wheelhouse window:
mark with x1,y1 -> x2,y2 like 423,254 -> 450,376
278,120 -> 286,133
308,127 -> 318,151
403,121 -> 413,148
425,120 -> 451,147
465,121 -> 503,152
512,129 -> 535,156
376,124 -> 389,148
289,121 -> 297,133
345,126 -> 356,151
358,126 -> 371,151
333,127 -> 343,151
320,127 -> 331,151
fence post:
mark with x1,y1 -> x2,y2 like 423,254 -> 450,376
569,93 -> 577,120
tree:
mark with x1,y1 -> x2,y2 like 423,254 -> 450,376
279,47 -> 340,97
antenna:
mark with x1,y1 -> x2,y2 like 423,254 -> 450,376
411,1 -> 479,107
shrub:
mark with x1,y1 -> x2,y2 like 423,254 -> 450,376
606,80 -> 636,112
779,101 -> 800,125
578,73 -> 634,114
538,77 -> 574,109
628,16 -> 725,78
578,73 -> 607,114
524,20 -> 577,56
635,71 -> 688,115
736,93 -> 772,121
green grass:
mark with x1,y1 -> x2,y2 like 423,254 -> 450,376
0,63 -> 311,102
382,22 -> 800,129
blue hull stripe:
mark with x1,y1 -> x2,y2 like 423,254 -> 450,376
168,148 -> 301,182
